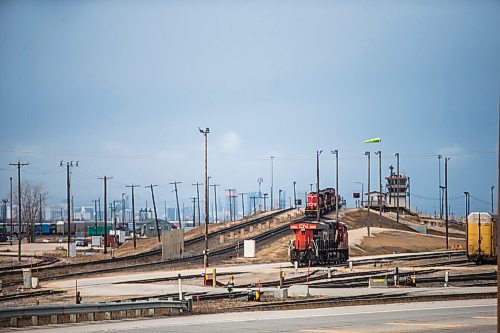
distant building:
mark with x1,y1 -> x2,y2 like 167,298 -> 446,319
385,165 -> 409,209
135,218 -> 173,238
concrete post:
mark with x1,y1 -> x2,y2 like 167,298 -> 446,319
240,229 -> 245,237
178,274 -> 183,300
219,234 -> 225,243
22,269 -> 32,289
50,315 -> 58,324
31,316 -> 38,326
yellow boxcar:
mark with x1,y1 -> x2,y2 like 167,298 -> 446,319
467,212 -> 496,263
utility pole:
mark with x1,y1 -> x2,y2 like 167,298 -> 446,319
364,151 -> 371,236
227,189 -> 233,221
230,194 -> 238,220
251,196 -> 257,214
491,186 -> 495,214
38,194 -> 42,240
332,150 -> 339,222
146,184 -> 161,242
316,150 -> 322,223
199,126 -> 210,269
270,156 -> 275,210
112,202 -> 116,239
408,176 -> 411,210
164,201 -> 167,222
375,151 -> 382,224
61,161 -> 77,257
98,197 -> 101,221
240,193 -> 246,218
126,184 -> 140,248
444,157 -> 450,250
98,175 -> 112,254
191,197 -> 197,225
293,181 -> 297,209
9,177 -> 13,246
211,184 -> 220,223
93,200 -> 98,234
121,193 -> 126,229
10,161 -> 28,261
192,182 -> 202,227
258,177 -> 263,211
170,181 -> 182,229
438,155 -> 443,219
464,191 -> 469,250
394,153 -> 400,224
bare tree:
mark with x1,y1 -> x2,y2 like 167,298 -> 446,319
14,181 -> 47,243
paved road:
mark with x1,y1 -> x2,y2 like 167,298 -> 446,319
9,299 -> 496,333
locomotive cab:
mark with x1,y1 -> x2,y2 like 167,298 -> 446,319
290,220 -> 349,266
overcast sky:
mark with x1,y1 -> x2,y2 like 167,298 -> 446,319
0,0 -> 499,217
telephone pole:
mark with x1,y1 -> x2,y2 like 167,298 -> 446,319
227,189 -> 233,221
121,193 -> 126,229
240,193 -> 246,218
270,156 -> 275,210
10,161 -> 28,261
126,184 -> 140,248
199,127 -> 210,269
211,184 -> 220,223
293,181 -> 297,209
98,175 -> 112,254
364,151 -> 371,236
375,151 -> 382,224
191,197 -> 197,225
9,177 -> 13,246
192,182 -> 202,226
61,161 -> 78,257
146,185 -> 161,242
251,196 -> 258,214
332,150 -> 339,222
257,177 -> 263,211
170,181 -> 182,228
93,200 -> 98,234
316,150 -> 322,222
438,155 -> 443,219
444,157 -> 450,250
394,153 -> 400,224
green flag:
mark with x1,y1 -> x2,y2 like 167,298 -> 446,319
364,137 -> 381,143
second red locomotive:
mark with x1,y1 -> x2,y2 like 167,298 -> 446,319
305,188 -> 341,217
289,220 -> 349,266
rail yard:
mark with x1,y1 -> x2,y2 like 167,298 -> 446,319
0,206 -> 496,330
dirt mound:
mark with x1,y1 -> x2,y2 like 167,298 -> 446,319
338,209 -> 415,232
349,230 -> 465,256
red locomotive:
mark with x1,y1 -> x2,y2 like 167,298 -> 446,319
289,220 -> 349,265
305,188 -> 340,217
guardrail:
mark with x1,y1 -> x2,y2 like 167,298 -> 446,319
0,299 -> 192,328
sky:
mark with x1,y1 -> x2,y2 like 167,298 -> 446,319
0,0 -> 499,217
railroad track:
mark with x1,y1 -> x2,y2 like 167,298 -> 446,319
1,211 -> 301,288
0,209 -> 295,285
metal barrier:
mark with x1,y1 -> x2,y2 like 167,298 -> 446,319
0,299 -> 192,327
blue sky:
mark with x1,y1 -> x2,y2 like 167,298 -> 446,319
0,0 -> 499,217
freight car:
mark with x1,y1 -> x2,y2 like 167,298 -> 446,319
467,212 -> 496,263
305,188 -> 341,217
289,220 -> 348,266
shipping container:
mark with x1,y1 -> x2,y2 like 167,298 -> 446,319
467,212 -> 496,263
